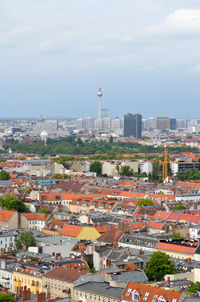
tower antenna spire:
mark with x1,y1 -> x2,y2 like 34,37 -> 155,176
97,81 -> 103,120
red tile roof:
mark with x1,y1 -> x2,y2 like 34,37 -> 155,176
122,282 -> 182,302
59,224 -> 82,237
153,211 -> 170,220
0,210 -> 16,222
97,228 -> 124,244
43,267 -> 86,282
156,242 -> 196,255
22,213 -> 49,221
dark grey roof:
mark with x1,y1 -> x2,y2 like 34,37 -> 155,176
182,297 -> 200,302
111,269 -> 148,282
74,281 -> 124,298
120,234 -> 159,248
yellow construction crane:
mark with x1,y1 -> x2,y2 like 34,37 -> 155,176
162,145 -> 168,181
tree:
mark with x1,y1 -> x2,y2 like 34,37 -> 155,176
172,231 -> 184,240
90,161 -> 102,176
145,251 -> 177,281
152,159 -> 160,181
0,294 -> 16,302
186,282 -> 200,294
0,194 -> 27,212
118,165 -> 134,177
38,208 -> 50,214
172,204 -> 186,211
0,170 -> 10,180
15,232 -> 36,251
137,198 -> 154,207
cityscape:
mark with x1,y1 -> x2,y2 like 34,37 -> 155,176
1,1 -> 200,302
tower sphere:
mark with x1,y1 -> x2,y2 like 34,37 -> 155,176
97,88 -> 103,97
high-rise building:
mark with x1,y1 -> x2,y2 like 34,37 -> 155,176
124,113 -> 142,138
176,119 -> 188,128
170,118 -> 176,130
156,117 -> 176,130
145,117 -> 157,130
102,108 -> 109,118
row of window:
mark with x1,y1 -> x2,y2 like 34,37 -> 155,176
14,277 -> 41,287
75,290 -> 119,302
30,221 -> 45,224
0,236 -> 14,243
45,282 -> 66,291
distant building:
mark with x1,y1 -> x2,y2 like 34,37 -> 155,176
33,119 -> 58,136
170,118 -> 176,130
156,117 -> 176,130
144,117 -> 156,130
102,108 -> 109,118
124,113 -> 142,138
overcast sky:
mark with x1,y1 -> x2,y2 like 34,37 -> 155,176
1,0 -> 200,119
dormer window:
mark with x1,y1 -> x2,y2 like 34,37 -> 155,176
158,296 -> 166,302
132,290 -> 140,301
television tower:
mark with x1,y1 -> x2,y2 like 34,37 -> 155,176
97,84 -> 103,119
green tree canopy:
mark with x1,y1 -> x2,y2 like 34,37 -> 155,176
177,169 -> 200,181
15,232 -> 36,251
38,208 -> 50,214
145,251 -> 177,281
0,194 -> 27,212
0,294 -> 16,302
172,231 -> 184,240
0,170 -> 10,180
186,282 -> 200,294
172,204 -> 186,210
137,198 -> 154,207
152,159 -> 160,181
118,165 -> 134,177
90,161 -> 102,176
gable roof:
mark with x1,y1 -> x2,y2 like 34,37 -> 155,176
22,213 -> 49,221
59,224 -> 83,237
98,228 -> 124,244
122,282 -> 182,302
0,210 -> 17,222
43,267 -> 86,282
156,242 -> 197,255
77,227 -> 100,241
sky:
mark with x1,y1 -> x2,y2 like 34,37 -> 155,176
1,0 -> 200,119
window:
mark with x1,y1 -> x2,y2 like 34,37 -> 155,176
126,288 -> 132,297
55,195 -> 60,200
42,195 -> 47,200
143,292 -> 149,301
152,294 -> 158,302
132,290 -> 140,301
158,297 -> 166,302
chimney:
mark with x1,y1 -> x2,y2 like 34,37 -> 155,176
167,277 -> 170,285
22,291 -> 26,302
88,216 -> 91,224
27,288 -> 31,300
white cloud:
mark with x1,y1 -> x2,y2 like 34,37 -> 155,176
149,9 -> 200,36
